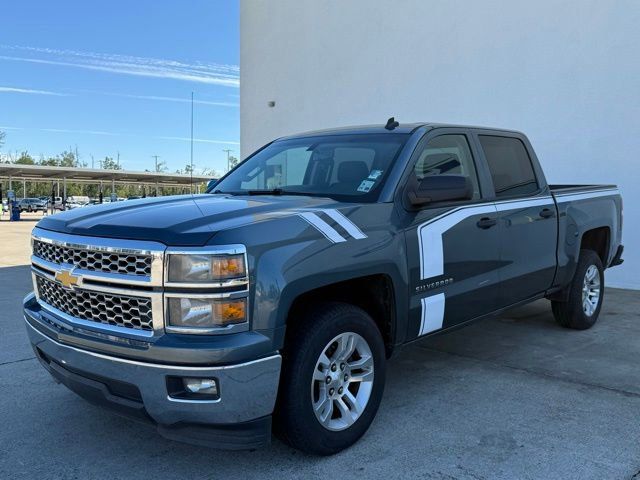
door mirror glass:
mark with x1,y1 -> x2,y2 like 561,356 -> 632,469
407,174 -> 472,207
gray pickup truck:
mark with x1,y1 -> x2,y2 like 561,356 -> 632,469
23,121 -> 624,455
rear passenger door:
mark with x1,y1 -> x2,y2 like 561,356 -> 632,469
474,133 -> 558,306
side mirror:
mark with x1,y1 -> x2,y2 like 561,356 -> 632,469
407,174 -> 472,207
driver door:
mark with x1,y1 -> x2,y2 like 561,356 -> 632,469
402,131 -> 502,340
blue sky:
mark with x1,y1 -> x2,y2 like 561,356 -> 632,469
0,0 -> 239,174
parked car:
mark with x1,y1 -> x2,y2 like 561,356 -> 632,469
24,121 -> 623,455
206,178 -> 218,191
18,198 -> 47,213
62,196 -> 88,210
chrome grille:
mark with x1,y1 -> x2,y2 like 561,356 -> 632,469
33,240 -> 152,276
36,275 -> 153,331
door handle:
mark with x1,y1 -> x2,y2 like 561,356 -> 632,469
539,208 -> 555,219
476,217 -> 497,229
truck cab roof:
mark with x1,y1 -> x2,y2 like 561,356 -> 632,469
277,122 -> 522,140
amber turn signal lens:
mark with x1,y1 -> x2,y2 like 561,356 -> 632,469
167,297 -> 247,329
168,253 -> 246,283
214,299 -> 246,324
211,256 -> 245,279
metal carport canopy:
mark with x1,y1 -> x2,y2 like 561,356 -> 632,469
0,163 -> 211,187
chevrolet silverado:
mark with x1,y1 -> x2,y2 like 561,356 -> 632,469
24,121 -> 624,455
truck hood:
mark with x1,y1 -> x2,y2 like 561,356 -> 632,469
36,194 -> 344,246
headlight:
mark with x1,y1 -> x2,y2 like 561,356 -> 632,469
167,251 -> 246,285
167,297 -> 247,331
164,246 -> 249,334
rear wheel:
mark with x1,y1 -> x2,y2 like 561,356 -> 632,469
275,302 -> 386,455
551,249 -> 604,330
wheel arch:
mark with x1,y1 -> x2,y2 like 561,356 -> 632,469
283,273 -> 400,358
580,226 -> 610,265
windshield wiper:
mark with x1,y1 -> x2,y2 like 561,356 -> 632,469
247,188 -> 286,195
211,189 -> 241,195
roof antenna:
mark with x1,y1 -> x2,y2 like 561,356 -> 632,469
385,117 -> 400,130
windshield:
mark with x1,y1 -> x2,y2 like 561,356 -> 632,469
211,133 -> 409,202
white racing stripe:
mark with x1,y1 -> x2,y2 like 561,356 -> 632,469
554,189 -> 619,203
414,188 -> 618,336
495,196 -> 554,212
420,293 -> 445,335
415,193 -> 587,280
322,209 -> 367,239
297,212 -> 347,243
418,204 -> 497,280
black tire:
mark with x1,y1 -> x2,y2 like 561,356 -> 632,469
274,302 -> 386,455
551,249 -> 604,330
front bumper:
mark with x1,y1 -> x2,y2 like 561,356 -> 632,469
24,311 -> 282,449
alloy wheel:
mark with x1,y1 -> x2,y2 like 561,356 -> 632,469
582,264 -> 601,316
311,332 -> 374,431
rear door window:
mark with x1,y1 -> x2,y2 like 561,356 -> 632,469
478,135 -> 538,197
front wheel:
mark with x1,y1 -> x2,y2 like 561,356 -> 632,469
552,249 -> 604,330
275,302 -> 386,455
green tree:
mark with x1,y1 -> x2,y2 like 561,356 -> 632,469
102,156 -> 122,170
58,150 -> 78,167
228,155 -> 239,169
15,151 -> 36,165
0,130 -> 5,149
38,155 -> 60,166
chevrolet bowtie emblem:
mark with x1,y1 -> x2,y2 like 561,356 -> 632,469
55,268 -> 80,290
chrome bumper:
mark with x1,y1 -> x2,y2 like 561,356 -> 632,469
25,318 -> 282,426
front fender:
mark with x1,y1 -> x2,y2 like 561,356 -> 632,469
212,203 -> 408,351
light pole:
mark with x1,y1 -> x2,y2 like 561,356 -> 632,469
190,92 -> 194,194
223,149 -> 233,173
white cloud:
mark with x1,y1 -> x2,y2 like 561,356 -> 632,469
0,124 -> 238,145
156,136 -> 239,145
38,128 -> 120,136
0,45 -> 239,87
1,84 -> 238,108
0,86 -> 69,96
93,91 -> 238,107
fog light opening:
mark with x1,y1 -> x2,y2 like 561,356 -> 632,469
167,376 -> 220,400
184,378 -> 218,395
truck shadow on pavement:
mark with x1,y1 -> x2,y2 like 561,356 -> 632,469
2,268 -> 639,479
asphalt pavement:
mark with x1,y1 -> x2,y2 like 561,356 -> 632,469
1,264 -> 639,480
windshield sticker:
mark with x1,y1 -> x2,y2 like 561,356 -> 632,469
368,169 -> 383,180
357,180 -> 375,193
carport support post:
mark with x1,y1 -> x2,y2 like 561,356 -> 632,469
155,181 -> 159,197
111,179 -> 115,200
63,177 -> 67,210
22,179 -> 26,199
